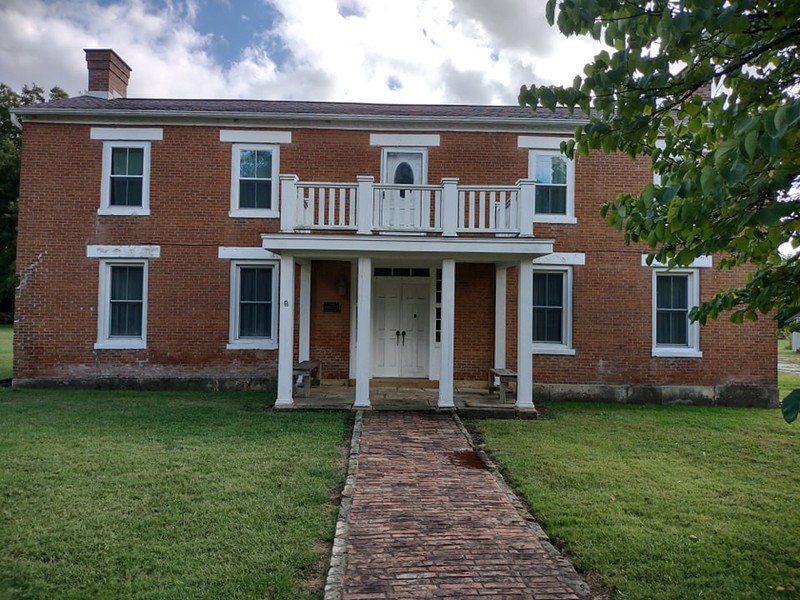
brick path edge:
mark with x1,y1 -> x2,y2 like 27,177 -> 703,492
451,414 -> 597,600
324,411 -> 363,600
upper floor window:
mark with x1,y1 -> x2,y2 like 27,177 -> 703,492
230,144 -> 279,217
518,136 -> 576,224
92,128 -> 162,216
220,130 -> 291,218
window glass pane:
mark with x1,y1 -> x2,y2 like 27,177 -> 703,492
533,272 -> 564,343
127,148 -> 144,176
657,275 -> 688,309
109,265 -> 143,337
111,178 -> 143,206
255,150 -> 272,179
535,186 -> 566,214
111,266 -> 143,301
238,267 -> 272,338
240,181 -> 257,208
111,147 -> 129,175
550,156 -> 567,184
239,150 -> 256,178
254,181 -> 271,209
534,155 -> 553,184
656,310 -> 688,345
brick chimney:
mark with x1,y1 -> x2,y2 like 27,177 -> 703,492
84,49 -> 132,99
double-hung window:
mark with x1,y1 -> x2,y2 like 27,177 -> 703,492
89,245 -> 159,350
228,261 -> 278,349
92,128 -> 161,216
644,255 -> 708,357
531,265 -> 575,355
652,269 -> 702,357
96,260 -> 149,349
518,136 -> 576,224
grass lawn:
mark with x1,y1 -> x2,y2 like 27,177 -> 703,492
471,404 -> 800,599
0,389 -> 349,600
0,324 -> 11,379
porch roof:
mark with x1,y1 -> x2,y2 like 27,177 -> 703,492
261,233 -> 555,262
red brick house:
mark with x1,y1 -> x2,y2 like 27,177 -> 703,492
11,49 -> 777,409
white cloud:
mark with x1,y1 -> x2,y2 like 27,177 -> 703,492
0,0 -> 602,102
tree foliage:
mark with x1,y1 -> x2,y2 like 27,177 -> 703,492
519,0 -> 800,420
0,84 -> 67,319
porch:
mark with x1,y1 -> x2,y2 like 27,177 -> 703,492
276,380 -> 538,419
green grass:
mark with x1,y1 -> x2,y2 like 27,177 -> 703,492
0,324 -> 11,379
471,404 -> 800,599
0,389 -> 349,600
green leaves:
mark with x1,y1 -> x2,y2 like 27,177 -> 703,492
782,389 -> 800,424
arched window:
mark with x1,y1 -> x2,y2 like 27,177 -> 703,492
394,162 -> 414,197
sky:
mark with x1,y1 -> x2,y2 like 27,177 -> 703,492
0,0 -> 603,104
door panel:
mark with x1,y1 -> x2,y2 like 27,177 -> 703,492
372,279 -> 429,378
381,151 -> 425,229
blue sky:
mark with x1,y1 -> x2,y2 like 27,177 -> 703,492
0,0 -> 602,103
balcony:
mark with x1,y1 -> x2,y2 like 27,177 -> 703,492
279,175 -> 539,237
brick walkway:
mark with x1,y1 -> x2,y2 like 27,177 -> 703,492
337,412 -> 585,599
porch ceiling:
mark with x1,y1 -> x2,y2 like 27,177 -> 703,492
261,233 -> 555,262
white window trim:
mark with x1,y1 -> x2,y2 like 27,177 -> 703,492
650,268 -> 703,358
641,254 -> 712,268
220,130 -> 291,144
532,265 -> 575,355
91,128 -> 163,141
370,134 -> 440,147
94,259 -> 148,350
229,143 -> 280,218
87,245 -> 160,259
525,144 -> 576,224
98,141 -> 151,216
381,147 -> 428,185
227,260 -> 279,350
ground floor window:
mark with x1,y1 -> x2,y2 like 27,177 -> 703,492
532,266 -> 574,355
228,261 -> 278,349
95,260 -> 148,349
653,269 -> 701,356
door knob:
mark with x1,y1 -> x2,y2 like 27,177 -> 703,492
401,330 -> 406,345
395,330 -> 400,345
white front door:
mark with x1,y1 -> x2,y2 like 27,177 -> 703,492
380,150 -> 426,229
372,279 -> 429,377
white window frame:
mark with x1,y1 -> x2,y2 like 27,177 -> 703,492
651,268 -> 702,358
519,136 -> 576,224
98,141 -> 151,216
227,260 -> 279,350
229,144 -> 280,218
531,265 -> 575,355
380,147 -> 428,185
95,259 -> 149,350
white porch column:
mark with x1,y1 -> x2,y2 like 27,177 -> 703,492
517,179 -> 535,237
438,258 -> 456,408
298,261 -> 311,362
516,259 -> 535,409
276,254 -> 296,407
494,265 -> 507,371
354,256 -> 372,408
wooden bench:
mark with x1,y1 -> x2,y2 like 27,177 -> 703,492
293,360 -> 321,398
488,368 -> 517,404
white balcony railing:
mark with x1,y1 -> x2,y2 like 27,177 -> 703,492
281,175 -> 536,237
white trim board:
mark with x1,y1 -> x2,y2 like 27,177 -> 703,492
220,130 -> 292,144
641,254 -> 712,268
218,247 -> 280,260
370,133 -> 440,147
90,127 -> 163,141
533,252 -> 585,265
517,136 -> 571,150
87,245 -> 161,259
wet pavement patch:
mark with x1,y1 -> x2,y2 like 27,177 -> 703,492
450,449 -> 486,469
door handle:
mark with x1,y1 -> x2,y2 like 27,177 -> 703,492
395,330 -> 400,346
401,330 -> 406,346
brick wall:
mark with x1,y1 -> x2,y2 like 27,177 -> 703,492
14,121 -> 776,392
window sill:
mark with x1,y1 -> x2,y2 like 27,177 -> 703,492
532,215 -> 577,224
227,340 -> 278,350
652,348 -> 703,358
98,207 -> 150,216
229,209 -> 279,219
95,339 -> 147,350
532,345 -> 576,356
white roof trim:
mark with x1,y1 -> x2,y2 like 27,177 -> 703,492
220,130 -> 292,144
370,133 -> 440,147
533,252 -> 586,266
641,254 -> 713,268
218,247 -> 280,260
90,127 -> 163,141
87,245 -> 161,258
517,135 -> 570,150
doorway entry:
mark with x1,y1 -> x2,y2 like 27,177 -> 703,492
372,275 -> 429,378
